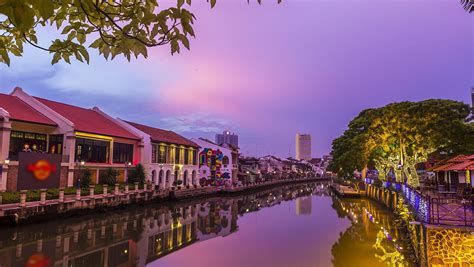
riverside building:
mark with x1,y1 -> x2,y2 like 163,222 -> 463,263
0,87 -> 197,192
118,120 -> 200,189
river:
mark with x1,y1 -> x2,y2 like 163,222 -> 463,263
0,183 -> 414,267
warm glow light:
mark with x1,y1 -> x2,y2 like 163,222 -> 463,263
75,131 -> 113,141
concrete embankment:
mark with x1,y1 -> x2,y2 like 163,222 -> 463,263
0,177 -> 326,226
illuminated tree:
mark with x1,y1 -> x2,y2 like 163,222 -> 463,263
0,0 -> 280,66
330,99 -> 472,187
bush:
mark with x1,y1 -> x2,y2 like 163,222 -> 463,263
99,168 -> 119,186
127,164 -> 146,185
81,169 -> 93,189
0,191 -> 20,204
173,180 -> 183,186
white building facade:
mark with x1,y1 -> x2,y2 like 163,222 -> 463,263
119,120 -> 200,189
191,138 -> 237,186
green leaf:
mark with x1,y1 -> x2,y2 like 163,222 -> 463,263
210,0 -> 217,8
51,52 -> 61,65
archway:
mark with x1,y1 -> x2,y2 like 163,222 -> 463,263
174,170 -> 179,185
222,156 -> 229,166
151,170 -> 156,185
192,170 -> 196,186
183,170 -> 188,186
159,170 -> 164,189
166,170 -> 171,188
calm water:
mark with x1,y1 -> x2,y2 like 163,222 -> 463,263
0,183 -> 412,267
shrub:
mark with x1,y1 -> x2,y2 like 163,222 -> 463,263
0,191 -> 20,204
127,164 -> 146,185
81,169 -> 93,189
99,168 -> 119,186
173,180 -> 183,186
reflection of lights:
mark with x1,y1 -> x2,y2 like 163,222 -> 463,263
246,209 -> 249,212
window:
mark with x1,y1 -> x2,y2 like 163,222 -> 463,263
222,156 -> 230,165
158,145 -> 166,163
175,147 -> 181,164
48,135 -> 63,155
75,138 -> 110,163
184,149 -> 189,165
192,150 -> 197,165
113,142 -> 133,163
152,144 -> 158,163
9,131 -> 47,160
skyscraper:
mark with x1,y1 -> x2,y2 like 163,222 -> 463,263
295,133 -> 311,161
216,130 -> 239,147
296,197 -> 312,215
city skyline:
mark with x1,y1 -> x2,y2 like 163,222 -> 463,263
0,1 -> 472,158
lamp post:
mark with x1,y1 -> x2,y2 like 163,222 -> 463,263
76,160 -> 85,189
125,161 -> 132,183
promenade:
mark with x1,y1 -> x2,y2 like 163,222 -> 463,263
0,177 -> 327,226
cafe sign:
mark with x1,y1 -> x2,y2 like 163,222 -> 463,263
18,152 -> 61,190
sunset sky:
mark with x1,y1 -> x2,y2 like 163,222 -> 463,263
0,0 -> 472,158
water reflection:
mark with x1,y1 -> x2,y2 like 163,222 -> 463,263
331,196 -> 413,266
0,183 -> 413,267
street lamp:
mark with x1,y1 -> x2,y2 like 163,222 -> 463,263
125,161 -> 132,183
76,160 -> 85,189
4,159 -> 9,165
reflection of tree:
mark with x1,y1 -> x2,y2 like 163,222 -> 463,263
330,197 -> 410,267
373,230 -> 406,266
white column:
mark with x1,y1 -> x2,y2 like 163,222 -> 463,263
65,133 -> 76,187
0,118 -> 11,191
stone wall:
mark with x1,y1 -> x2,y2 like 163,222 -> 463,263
426,226 -> 474,266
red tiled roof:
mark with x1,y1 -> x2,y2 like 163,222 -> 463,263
443,160 -> 474,171
125,121 -> 198,147
446,154 -> 468,163
35,97 -> 139,140
0,94 -> 56,126
430,154 -> 474,172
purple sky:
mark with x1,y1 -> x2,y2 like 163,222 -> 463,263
0,0 -> 472,157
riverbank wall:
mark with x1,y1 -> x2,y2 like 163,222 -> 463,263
364,184 -> 474,267
0,177 -> 326,226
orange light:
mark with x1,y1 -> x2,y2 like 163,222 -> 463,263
27,160 -> 56,180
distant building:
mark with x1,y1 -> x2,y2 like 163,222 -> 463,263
216,130 -> 238,148
295,133 -> 311,161
296,197 -> 312,215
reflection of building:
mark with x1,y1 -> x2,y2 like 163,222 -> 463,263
215,130 -> 238,148
119,120 -> 199,188
296,133 -> 311,161
197,200 -> 239,241
0,183 -> 320,267
296,197 -> 312,215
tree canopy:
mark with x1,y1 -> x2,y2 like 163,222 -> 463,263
328,99 -> 473,187
0,0 -> 280,66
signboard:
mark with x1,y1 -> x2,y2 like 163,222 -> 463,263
18,152 -> 61,190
